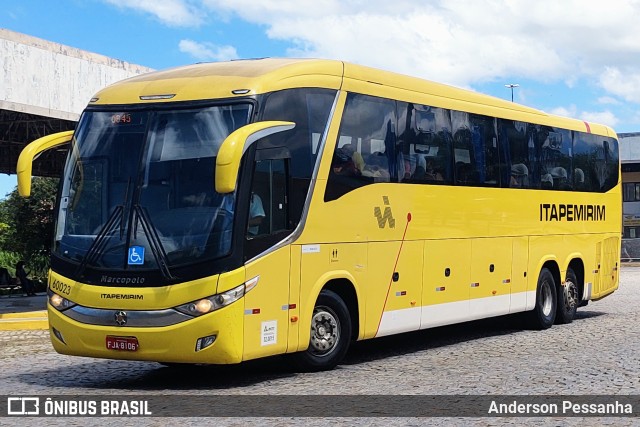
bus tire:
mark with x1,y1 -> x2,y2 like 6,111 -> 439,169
556,268 -> 579,324
527,267 -> 557,330
293,290 -> 352,372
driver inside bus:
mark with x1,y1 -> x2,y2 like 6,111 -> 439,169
247,192 -> 266,237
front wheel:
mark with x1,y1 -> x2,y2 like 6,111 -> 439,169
292,290 -> 352,372
556,268 -> 579,324
527,267 -> 557,329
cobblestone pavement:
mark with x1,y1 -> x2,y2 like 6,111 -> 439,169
2,267 -> 639,426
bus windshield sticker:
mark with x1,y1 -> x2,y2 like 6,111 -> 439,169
128,246 -> 145,265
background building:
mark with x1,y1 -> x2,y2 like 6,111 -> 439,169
619,132 -> 640,261
0,28 -> 152,177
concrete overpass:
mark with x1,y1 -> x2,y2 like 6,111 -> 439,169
0,29 -> 153,177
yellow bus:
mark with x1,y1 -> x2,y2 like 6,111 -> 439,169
18,59 -> 621,371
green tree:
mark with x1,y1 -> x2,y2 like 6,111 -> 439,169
0,177 -> 59,278
0,221 -> 9,250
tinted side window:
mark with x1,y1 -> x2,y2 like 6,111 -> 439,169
472,114 -> 500,186
541,127 -> 573,190
399,104 -> 452,184
259,88 -> 336,176
452,112 -> 499,186
258,88 -> 336,225
244,157 -> 289,260
573,132 -> 619,192
498,119 -> 530,188
247,159 -> 287,238
325,94 -> 396,201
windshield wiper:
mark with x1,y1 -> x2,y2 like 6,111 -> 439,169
133,205 -> 175,281
74,177 -> 132,278
75,205 -> 123,278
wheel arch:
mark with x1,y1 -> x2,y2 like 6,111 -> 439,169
322,279 -> 360,341
541,260 -> 561,295
301,271 -> 363,350
527,260 -> 560,329
567,257 -> 585,301
292,275 -> 360,371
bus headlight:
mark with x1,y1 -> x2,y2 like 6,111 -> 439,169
175,276 -> 258,317
48,289 -> 77,311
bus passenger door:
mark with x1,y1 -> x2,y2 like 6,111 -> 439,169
422,239 -> 471,328
242,157 -> 291,361
469,238 -> 512,319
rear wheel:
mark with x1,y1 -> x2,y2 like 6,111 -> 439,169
556,268 -> 579,324
292,290 -> 352,372
527,267 -> 557,329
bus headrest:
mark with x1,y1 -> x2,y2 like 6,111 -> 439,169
511,163 -> 528,176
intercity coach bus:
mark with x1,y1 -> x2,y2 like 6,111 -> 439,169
17,59 -> 620,370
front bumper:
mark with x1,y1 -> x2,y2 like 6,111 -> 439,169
47,301 -> 245,364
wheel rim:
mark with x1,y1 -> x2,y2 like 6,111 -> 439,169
541,280 -> 553,317
309,305 -> 340,357
563,280 -> 578,313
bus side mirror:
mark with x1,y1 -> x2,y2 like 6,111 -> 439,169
215,121 -> 295,194
17,130 -> 74,197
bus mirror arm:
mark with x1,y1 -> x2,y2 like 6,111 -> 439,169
16,130 -> 74,197
215,121 -> 295,193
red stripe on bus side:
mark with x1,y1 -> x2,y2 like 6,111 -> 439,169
583,121 -> 591,133
376,212 -> 412,336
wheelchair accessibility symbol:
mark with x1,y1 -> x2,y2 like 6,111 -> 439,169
128,246 -> 145,265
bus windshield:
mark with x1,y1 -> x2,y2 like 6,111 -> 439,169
53,104 -> 252,277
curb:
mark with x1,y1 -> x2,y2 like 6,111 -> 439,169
0,310 -> 48,331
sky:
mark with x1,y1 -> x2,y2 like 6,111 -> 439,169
3,0 -> 640,198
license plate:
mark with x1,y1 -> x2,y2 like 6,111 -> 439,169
106,336 -> 139,352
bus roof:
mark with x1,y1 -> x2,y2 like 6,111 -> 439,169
91,58 -> 344,105
90,58 -> 615,137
